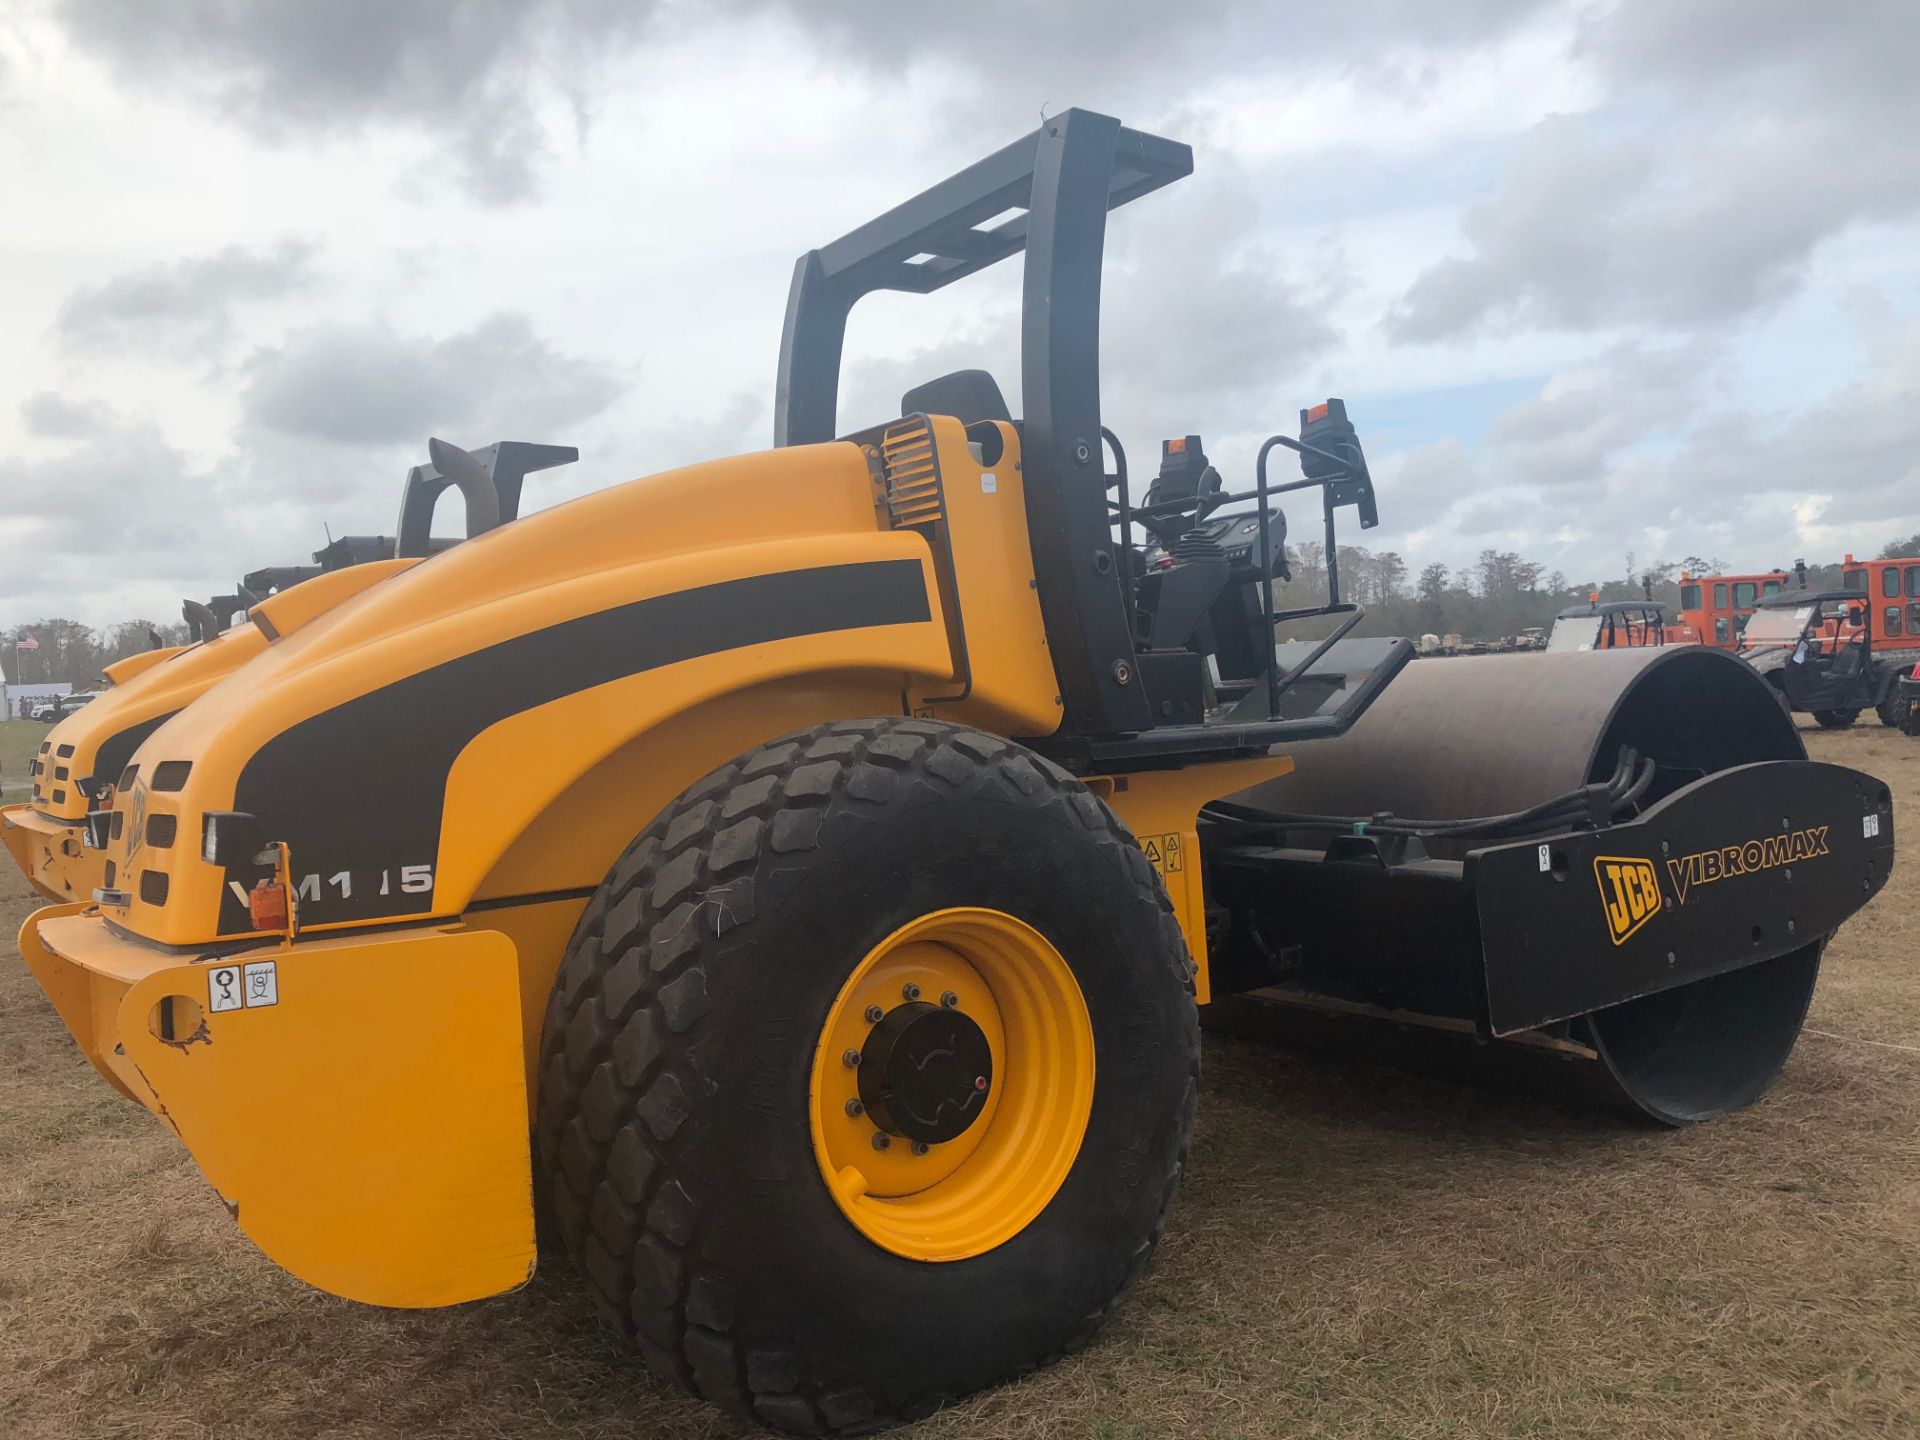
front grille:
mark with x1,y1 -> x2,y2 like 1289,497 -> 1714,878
150,761 -> 192,792
146,814 -> 178,849
139,871 -> 169,906
881,417 -> 943,529
54,765 -> 68,781
50,789 -> 65,804
56,743 -> 74,758
111,811 -> 125,841
103,860 -> 116,888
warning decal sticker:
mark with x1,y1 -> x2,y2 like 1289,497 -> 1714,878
1141,832 -> 1184,876
208,959 -> 279,1012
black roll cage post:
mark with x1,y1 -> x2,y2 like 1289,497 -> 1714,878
1803,597 -> 1868,651
393,442 -> 579,559
776,108 -> 1189,737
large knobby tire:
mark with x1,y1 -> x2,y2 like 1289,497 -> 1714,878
1812,709 -> 1859,730
1876,693 -> 1904,728
536,718 -> 1198,1434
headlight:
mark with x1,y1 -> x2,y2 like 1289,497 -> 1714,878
201,811 -> 270,867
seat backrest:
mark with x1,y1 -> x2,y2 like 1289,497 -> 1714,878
900,370 -> 1012,427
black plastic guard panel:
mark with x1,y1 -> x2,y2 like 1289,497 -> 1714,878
1471,760 -> 1894,1035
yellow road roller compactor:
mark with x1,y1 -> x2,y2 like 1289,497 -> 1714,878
16,111 -> 1895,1433
4,439 -> 573,906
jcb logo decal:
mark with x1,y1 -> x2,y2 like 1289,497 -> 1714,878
1595,856 -> 1662,945
1665,828 -> 1828,904
124,784 -> 148,865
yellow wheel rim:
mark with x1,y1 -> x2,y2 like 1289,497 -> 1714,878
808,907 -> 1094,1262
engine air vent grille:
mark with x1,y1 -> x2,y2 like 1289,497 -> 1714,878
146,814 -> 178,849
881,417 -> 943,530
140,871 -> 170,906
150,761 -> 192,792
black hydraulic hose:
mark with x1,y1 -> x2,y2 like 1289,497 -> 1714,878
1613,751 -> 1657,811
1203,750 -> 1657,844
1101,427 -> 1136,625
1207,773 -> 1650,840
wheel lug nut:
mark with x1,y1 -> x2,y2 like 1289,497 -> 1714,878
864,1004 -> 884,1023
842,1048 -> 862,1068
902,983 -> 921,1001
940,991 -> 959,1009
871,1133 -> 891,1151
844,1099 -> 865,1117
911,1140 -> 930,1156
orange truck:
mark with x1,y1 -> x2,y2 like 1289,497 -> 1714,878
1840,553 -> 1920,655
1678,569 -> 1792,648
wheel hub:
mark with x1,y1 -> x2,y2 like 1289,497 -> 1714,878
808,908 -> 1095,1262
858,1002 -> 992,1144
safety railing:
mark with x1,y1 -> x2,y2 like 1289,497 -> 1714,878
1104,429 -> 1371,723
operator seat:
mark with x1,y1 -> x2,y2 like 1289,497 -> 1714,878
900,370 -> 1012,427
1833,634 -> 1867,679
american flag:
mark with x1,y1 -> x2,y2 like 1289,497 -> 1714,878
14,635 -> 38,652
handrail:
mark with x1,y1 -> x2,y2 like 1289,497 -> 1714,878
1102,423 -> 1376,724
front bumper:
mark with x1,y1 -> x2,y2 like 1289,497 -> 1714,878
19,908 -> 535,1307
1,802 -> 104,904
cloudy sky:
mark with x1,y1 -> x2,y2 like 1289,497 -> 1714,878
2,1 -> 1918,626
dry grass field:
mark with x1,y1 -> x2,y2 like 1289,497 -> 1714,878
2,723 -> 1915,1439
1,718 -> 46,799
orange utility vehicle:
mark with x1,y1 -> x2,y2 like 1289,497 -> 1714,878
1679,569 -> 1792,648
1545,599 -> 1698,651
1738,591 -> 1891,727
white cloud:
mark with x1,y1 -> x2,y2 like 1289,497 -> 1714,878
56,239 -> 316,360
51,0 -> 672,203
2,1 -> 1917,627
242,313 -> 626,446
1393,3 -> 1920,342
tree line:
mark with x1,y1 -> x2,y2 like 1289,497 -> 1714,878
2,618 -> 191,689
1271,535 -> 1920,644
7,526 -> 1920,691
